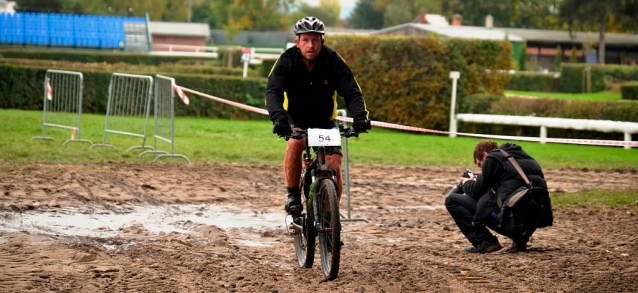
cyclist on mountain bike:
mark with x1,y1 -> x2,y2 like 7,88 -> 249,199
266,16 -> 370,215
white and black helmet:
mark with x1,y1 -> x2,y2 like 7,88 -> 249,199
294,16 -> 326,35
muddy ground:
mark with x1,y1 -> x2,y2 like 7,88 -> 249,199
1,162 -> 637,292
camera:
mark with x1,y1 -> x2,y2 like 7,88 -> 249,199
461,168 -> 474,179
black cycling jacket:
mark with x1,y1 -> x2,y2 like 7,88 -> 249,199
265,45 -> 369,129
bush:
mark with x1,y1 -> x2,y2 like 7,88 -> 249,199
506,73 -> 560,92
0,63 -> 267,120
518,44 -> 527,71
260,60 -> 277,78
0,49 -> 217,66
327,35 -> 512,130
560,64 -> 606,93
553,45 -> 562,72
462,95 -> 638,139
621,83 -> 638,100
560,63 -> 638,93
569,46 -> 577,63
218,47 -> 243,68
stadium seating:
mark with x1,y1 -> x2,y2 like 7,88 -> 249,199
0,12 -> 147,50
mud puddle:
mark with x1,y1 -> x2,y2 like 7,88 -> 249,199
0,204 -> 286,239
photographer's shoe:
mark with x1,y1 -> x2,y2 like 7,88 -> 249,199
506,241 -> 527,253
464,239 -> 502,253
285,186 -> 302,216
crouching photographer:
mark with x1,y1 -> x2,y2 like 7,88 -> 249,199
445,140 -> 553,253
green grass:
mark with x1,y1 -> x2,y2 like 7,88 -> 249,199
551,188 -> 638,214
2,108 -> 638,210
1,109 -> 637,169
506,90 -> 621,101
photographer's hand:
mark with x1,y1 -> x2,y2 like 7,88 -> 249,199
461,177 -> 474,185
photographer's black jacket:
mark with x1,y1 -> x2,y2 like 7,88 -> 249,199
265,45 -> 369,129
463,142 -> 553,227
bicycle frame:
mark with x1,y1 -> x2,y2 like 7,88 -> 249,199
285,123 -> 368,280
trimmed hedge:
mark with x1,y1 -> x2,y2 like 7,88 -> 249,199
560,63 -> 638,93
0,48 -> 222,66
260,60 -> 277,78
0,58 -> 260,78
488,96 -> 638,122
456,94 -> 638,140
505,73 -> 560,92
621,82 -> 638,100
327,35 -> 512,130
0,63 -> 267,120
560,64 -> 606,93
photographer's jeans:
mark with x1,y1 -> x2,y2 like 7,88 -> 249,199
445,188 -> 497,246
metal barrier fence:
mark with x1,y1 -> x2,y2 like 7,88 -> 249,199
30,69 -> 93,146
90,73 -> 153,152
139,75 -> 191,163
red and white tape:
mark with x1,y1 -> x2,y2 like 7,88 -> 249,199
177,86 -> 268,115
173,85 -> 637,148
46,78 -> 53,100
173,84 -> 190,105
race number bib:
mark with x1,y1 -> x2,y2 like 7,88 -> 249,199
307,128 -> 341,147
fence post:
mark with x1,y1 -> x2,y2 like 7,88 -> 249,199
449,71 -> 461,138
241,47 -> 251,78
540,125 -> 547,144
30,69 -> 93,146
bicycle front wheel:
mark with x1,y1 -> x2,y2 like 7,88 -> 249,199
316,179 -> 341,280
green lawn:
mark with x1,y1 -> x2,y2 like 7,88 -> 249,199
1,109 -> 636,170
2,108 -> 638,211
506,90 -> 621,101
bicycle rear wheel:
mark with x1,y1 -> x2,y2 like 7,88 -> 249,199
316,179 -> 341,280
293,196 -> 315,268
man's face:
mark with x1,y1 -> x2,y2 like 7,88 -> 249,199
295,33 -> 323,61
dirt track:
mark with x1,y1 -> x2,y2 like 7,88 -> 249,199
1,162 -> 637,292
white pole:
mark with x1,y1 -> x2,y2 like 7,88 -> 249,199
540,126 -> 547,144
449,71 -> 460,138
241,51 -> 251,78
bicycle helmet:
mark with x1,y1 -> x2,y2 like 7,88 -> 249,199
294,16 -> 326,35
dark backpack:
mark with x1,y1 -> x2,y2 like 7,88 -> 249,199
493,150 -> 549,234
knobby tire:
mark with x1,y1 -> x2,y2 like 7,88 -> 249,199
316,179 -> 341,280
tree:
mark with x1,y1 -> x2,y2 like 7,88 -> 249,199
440,0 -> 519,28
552,45 -> 562,72
347,0 -> 384,29
373,0 -> 442,27
569,46 -> 577,63
298,0 -> 341,27
14,0 -> 63,13
440,0 -> 562,29
207,0 -> 291,39
518,43 -> 527,71
559,0 -> 638,64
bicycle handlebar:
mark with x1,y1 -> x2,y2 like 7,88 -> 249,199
276,119 -> 371,140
